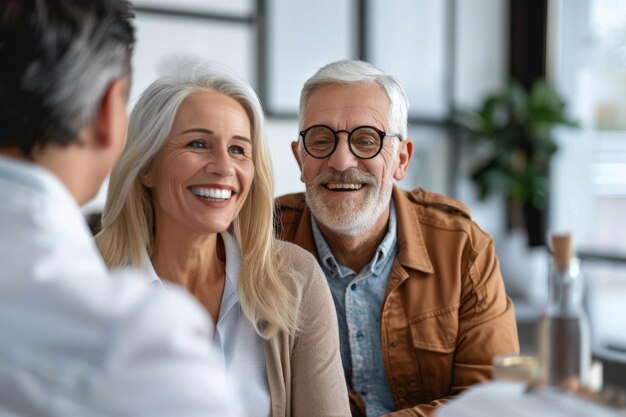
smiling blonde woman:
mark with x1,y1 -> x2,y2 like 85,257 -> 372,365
95,62 -> 350,417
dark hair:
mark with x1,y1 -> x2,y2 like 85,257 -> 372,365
0,0 -> 134,155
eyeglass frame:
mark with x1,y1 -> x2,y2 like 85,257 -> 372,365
298,124 -> 403,160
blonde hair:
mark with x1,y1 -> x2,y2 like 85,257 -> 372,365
95,62 -> 298,338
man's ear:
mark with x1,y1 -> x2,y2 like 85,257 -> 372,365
291,140 -> 305,183
291,140 -> 303,170
94,78 -> 129,150
393,139 -> 413,180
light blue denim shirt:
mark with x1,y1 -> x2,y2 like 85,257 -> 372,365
311,202 -> 397,417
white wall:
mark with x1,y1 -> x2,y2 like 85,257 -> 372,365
454,0 -> 509,110
266,119 -> 303,195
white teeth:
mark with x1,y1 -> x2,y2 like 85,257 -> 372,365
190,187 -> 233,200
326,183 -> 363,190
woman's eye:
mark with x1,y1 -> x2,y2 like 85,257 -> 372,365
187,140 -> 206,149
229,145 -> 246,155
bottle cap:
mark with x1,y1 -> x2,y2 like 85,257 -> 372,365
551,233 -> 572,270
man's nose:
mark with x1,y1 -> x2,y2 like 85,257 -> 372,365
327,134 -> 358,171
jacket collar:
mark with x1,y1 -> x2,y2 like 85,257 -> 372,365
292,205 -> 319,257
391,185 -> 434,274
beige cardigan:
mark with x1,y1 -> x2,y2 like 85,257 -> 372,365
141,238 -> 350,417
265,240 -> 350,417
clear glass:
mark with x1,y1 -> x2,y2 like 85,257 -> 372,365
492,353 -> 538,382
536,258 -> 592,386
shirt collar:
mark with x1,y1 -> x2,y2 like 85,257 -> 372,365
0,154 -> 80,216
220,231 -> 240,288
311,200 -> 397,277
0,155 -> 93,245
310,219 -> 343,277
370,200 -> 397,274
216,231 -> 240,326
140,249 -> 163,285
392,186 -> 434,274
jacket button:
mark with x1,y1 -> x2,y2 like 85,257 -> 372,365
390,341 -> 397,348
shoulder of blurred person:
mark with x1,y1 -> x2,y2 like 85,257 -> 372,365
0,155 -> 238,417
0,0 -> 239,415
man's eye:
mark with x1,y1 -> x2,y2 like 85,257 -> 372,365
312,137 -> 333,146
187,140 -> 206,149
354,137 -> 376,147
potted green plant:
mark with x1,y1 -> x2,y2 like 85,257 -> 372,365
456,80 -> 577,246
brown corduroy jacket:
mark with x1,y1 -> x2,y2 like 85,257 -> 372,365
275,186 -> 519,417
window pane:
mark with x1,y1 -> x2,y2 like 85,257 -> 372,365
131,13 -> 255,106
267,0 -> 355,114
132,0 -> 253,16
585,261 -> 626,348
368,0 -> 450,120
398,125 -> 451,194
550,0 -> 626,355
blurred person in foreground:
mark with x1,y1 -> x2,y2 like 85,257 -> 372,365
0,1 -> 238,415
275,59 -> 520,417
95,62 -> 350,417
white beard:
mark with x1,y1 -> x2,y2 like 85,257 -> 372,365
305,167 -> 394,237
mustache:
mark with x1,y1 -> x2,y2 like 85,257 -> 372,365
310,168 -> 377,187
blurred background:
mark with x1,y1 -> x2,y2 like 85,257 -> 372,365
84,0 -> 626,387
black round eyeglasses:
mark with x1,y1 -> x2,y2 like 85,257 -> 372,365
299,124 -> 403,160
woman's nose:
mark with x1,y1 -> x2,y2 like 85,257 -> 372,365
205,146 -> 235,176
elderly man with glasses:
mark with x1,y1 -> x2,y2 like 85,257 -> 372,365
275,60 -> 519,417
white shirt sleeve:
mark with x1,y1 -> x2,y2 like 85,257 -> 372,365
0,159 -> 241,417
91,274 -> 241,417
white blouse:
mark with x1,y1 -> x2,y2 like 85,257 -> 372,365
141,232 -> 270,417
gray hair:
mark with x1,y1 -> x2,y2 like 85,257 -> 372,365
0,0 -> 134,154
299,60 -> 409,138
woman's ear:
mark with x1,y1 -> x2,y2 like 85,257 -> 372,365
138,168 -> 153,187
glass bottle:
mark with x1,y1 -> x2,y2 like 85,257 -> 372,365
536,234 -> 591,387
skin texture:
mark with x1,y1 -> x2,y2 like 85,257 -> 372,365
292,83 -> 412,272
141,92 -> 254,321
